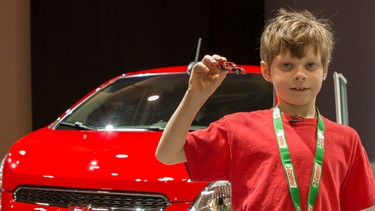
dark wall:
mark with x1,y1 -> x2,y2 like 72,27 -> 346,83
31,0 -> 264,130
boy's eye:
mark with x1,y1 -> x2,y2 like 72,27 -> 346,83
305,63 -> 317,69
281,63 -> 293,70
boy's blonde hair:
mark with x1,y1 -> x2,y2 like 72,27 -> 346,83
260,8 -> 335,71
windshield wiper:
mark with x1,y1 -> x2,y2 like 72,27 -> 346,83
58,121 -> 96,130
146,126 -> 165,131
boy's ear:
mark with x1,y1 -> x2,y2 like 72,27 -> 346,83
323,71 -> 328,81
261,61 -> 272,82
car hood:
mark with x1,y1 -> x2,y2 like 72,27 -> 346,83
2,127 -> 207,202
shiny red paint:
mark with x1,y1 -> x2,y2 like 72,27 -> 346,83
1,65 -> 263,210
2,128 -> 207,200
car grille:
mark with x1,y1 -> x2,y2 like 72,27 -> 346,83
14,186 -> 170,210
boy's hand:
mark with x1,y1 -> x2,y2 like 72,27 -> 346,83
156,54 -> 229,165
187,54 -> 229,102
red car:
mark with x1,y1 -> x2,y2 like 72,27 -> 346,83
0,65 -> 273,210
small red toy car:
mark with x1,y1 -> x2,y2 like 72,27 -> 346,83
216,61 -> 247,75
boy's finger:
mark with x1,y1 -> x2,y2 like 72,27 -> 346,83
192,62 -> 210,73
212,54 -> 227,63
202,55 -> 227,71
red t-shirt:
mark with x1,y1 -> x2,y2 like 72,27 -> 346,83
185,109 -> 375,210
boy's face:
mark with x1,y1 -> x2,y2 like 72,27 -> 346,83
261,45 -> 327,108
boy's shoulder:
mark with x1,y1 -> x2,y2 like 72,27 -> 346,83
222,109 -> 273,126
225,109 -> 272,119
322,115 -> 359,137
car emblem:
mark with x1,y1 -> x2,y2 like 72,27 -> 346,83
69,205 -> 92,211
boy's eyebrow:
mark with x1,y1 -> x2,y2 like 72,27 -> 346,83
275,53 -> 322,62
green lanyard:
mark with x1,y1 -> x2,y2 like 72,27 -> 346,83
273,105 -> 325,211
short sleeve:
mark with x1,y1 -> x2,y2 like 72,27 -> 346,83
184,117 -> 231,182
340,134 -> 375,210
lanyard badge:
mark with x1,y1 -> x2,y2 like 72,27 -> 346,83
273,106 -> 325,211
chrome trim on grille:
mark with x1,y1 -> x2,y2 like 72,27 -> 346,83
14,186 -> 170,211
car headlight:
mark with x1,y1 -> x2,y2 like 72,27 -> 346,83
189,180 -> 231,211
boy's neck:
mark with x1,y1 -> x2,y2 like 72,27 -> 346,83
278,103 -> 317,118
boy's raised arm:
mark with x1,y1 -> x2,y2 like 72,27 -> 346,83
155,55 -> 228,165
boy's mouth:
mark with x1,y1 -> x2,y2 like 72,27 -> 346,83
290,87 -> 309,91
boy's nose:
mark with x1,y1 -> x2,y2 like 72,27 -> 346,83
293,68 -> 307,81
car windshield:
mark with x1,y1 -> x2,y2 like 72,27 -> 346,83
55,73 -> 273,131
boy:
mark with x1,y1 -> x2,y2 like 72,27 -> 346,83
156,8 -> 375,210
